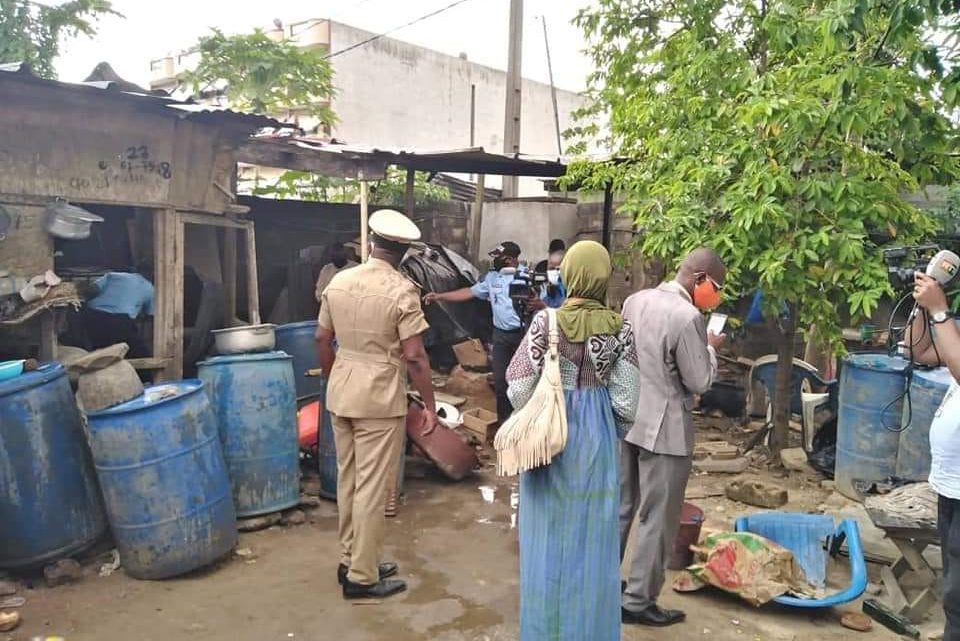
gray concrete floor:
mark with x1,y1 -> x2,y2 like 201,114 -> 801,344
13,465 -> 924,641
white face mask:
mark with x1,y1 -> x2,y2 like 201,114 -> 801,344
547,269 -> 561,286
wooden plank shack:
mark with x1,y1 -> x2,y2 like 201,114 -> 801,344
0,67 -> 278,380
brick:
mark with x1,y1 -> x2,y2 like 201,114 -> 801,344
725,480 -> 788,509
693,457 -> 750,474
781,447 -> 817,475
694,441 -> 741,461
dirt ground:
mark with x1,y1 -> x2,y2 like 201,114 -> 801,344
7,422 -> 946,641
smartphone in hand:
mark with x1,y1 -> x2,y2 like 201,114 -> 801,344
707,313 -> 728,336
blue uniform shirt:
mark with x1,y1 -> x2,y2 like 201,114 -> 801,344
471,270 -> 522,331
87,272 -> 155,319
541,282 -> 567,309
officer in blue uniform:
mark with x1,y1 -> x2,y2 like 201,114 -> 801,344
425,241 -> 538,423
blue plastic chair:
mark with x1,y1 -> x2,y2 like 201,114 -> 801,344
734,512 -> 868,608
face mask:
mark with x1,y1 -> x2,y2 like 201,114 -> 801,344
692,276 -> 721,311
332,256 -> 347,268
547,269 -> 561,286
493,256 -> 509,271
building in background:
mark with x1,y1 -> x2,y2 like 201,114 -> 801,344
149,19 -> 585,195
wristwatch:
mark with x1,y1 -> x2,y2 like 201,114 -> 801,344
931,309 -> 951,324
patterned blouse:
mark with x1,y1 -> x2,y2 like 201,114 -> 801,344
505,310 -> 641,437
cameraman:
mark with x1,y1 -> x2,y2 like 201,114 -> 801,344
424,241 -> 539,423
906,273 -> 960,641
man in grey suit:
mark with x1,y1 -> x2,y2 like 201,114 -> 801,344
620,247 -> 726,627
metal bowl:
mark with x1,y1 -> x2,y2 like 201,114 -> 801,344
212,324 -> 276,355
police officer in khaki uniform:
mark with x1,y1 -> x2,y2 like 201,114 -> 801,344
315,209 -> 438,600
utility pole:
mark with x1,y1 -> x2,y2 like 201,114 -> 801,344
541,16 -> 563,156
502,0 -> 523,199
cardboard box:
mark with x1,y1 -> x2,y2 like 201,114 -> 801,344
452,339 -> 490,371
461,407 -> 498,442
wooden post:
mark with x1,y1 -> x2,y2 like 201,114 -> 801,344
153,209 -> 184,381
39,313 -> 57,362
360,170 -> 369,262
245,222 -> 261,325
405,167 -> 416,218
222,227 -> 237,326
471,174 -> 486,265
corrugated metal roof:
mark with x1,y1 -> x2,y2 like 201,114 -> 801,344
0,62 -> 284,130
433,173 -> 503,202
242,134 -> 567,177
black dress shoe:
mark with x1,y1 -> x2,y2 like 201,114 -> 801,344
337,562 -> 398,585
342,577 -> 407,599
621,605 -> 686,627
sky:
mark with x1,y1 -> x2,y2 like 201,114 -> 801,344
54,0 -> 596,92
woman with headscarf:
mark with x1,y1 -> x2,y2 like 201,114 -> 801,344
506,241 -> 640,641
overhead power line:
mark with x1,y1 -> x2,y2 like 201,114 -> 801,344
324,0 -> 476,60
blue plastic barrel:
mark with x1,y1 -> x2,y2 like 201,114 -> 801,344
836,354 -> 909,499
85,381 -> 237,579
0,364 -> 107,569
897,367 -> 954,481
315,386 -> 406,502
275,321 -> 323,400
198,352 -> 300,517
308,381 -> 338,501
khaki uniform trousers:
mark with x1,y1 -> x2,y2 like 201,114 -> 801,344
331,413 -> 405,585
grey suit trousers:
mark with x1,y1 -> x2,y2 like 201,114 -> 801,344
619,442 -> 692,612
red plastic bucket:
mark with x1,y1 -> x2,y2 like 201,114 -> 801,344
668,502 -> 705,570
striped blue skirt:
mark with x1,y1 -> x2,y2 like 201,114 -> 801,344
519,387 -> 620,641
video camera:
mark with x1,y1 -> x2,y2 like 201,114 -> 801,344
508,266 -> 547,326
883,245 -> 960,291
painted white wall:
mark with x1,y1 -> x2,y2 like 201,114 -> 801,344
151,19 -> 586,196
326,22 -> 583,195
478,200 -> 579,267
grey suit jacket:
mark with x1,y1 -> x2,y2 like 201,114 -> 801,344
621,281 -> 717,456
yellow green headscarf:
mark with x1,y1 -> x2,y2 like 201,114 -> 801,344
555,241 -> 623,342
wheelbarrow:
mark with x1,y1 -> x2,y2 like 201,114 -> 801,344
734,512 -> 868,608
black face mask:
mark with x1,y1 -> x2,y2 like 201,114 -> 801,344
332,257 -> 348,268
493,257 -> 508,270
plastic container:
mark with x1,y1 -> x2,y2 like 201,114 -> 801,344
85,381 -> 237,579
668,502 -> 705,570
0,364 -> 107,569
311,380 -> 338,501
0,359 -> 24,382
897,367 -> 954,481
835,353 -> 909,499
198,352 -> 300,517
274,320 -> 323,400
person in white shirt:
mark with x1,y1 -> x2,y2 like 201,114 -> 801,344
906,273 -> 960,641
315,243 -> 358,305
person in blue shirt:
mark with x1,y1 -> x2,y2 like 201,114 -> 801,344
540,249 -> 567,309
425,241 -> 540,423
82,263 -> 155,357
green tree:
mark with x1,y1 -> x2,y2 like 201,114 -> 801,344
184,28 -> 336,126
568,0 -> 960,457
0,0 -> 117,79
247,166 -> 450,209
368,167 -> 451,209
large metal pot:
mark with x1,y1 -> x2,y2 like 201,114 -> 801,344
212,324 -> 276,355
44,201 -> 103,240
